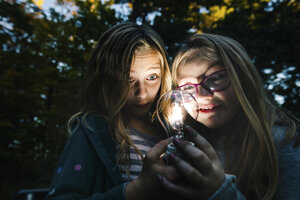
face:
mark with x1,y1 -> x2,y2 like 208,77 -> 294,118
177,60 -> 241,129
123,52 -> 162,118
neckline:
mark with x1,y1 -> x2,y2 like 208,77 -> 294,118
129,126 -> 163,143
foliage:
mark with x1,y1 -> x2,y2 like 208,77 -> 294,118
128,0 -> 299,112
201,0 -> 300,112
0,0 -> 298,199
0,0 -> 119,198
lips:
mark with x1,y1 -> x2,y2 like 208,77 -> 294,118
197,104 -> 217,113
135,102 -> 150,108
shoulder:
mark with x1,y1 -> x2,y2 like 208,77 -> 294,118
71,113 -> 109,135
61,114 -> 109,153
272,125 -> 300,163
69,113 -> 113,143
272,125 -> 299,147
66,113 -> 116,154
272,125 -> 287,147
273,125 -> 300,199
55,113 -> 118,176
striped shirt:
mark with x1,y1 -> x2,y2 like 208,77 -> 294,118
117,127 -> 163,182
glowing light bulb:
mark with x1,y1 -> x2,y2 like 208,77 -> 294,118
170,102 -> 183,133
156,90 -> 199,160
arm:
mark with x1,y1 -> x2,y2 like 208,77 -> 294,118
47,124 -> 179,200
125,139 -> 180,200
46,125 -> 125,200
274,134 -> 300,199
208,174 -> 246,200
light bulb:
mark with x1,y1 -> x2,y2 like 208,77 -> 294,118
169,102 -> 183,136
156,90 -> 199,160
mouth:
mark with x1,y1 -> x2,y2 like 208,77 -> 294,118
135,102 -> 150,108
197,104 -> 217,113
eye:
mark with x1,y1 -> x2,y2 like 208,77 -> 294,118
183,85 -> 195,90
209,76 -> 224,82
147,74 -> 158,81
205,72 -> 228,85
129,77 -> 135,86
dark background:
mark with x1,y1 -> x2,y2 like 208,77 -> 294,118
0,0 -> 299,199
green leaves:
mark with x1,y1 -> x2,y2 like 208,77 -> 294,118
0,0 -> 298,198
0,0 -> 118,198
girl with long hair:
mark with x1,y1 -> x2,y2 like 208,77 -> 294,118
46,22 -> 178,200
158,33 -> 299,199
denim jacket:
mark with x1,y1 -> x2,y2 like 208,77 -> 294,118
208,126 -> 300,200
46,114 -> 125,200
46,114 -> 300,200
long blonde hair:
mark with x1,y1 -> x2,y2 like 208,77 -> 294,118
172,33 -> 298,199
68,22 -> 171,171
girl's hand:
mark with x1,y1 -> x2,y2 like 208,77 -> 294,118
159,125 -> 225,200
125,139 -> 180,200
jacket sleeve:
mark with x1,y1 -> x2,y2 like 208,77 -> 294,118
274,132 -> 300,199
45,124 -> 125,200
208,127 -> 300,200
208,174 -> 246,200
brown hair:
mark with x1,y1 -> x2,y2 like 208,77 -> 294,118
68,22 -> 171,173
172,33 -> 299,199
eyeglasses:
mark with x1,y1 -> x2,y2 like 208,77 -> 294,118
175,70 -> 231,97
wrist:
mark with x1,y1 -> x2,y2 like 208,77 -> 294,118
125,177 -> 144,200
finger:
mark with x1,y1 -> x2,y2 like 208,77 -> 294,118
157,174 -> 190,198
145,139 -> 169,162
173,139 -> 212,174
184,125 -> 218,160
169,153 -> 204,185
156,164 -> 180,181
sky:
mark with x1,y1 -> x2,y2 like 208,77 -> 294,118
41,0 -> 56,10
34,0 -> 132,21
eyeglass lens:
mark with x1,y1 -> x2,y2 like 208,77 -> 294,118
172,91 -> 194,103
205,70 -> 229,91
179,71 -> 230,97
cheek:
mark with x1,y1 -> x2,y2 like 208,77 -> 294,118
150,80 -> 161,96
125,89 -> 135,103
222,87 -> 240,111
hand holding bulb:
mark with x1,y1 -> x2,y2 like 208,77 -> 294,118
157,126 -> 226,199
125,139 -> 181,200
156,91 -> 225,199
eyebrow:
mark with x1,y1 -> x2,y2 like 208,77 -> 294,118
147,64 -> 161,70
130,65 -> 161,73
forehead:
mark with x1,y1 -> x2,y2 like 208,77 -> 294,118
131,52 -> 162,72
177,60 -> 224,84
178,60 -> 221,76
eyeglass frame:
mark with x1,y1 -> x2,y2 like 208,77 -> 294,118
175,69 -> 231,95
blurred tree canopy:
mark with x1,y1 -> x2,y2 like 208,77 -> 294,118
0,0 -> 299,199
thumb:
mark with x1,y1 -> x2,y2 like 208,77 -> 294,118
146,139 -> 169,161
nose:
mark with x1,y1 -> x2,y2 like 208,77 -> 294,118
135,81 -> 148,99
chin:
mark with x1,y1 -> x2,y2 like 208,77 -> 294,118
133,111 -> 149,118
196,118 -> 222,129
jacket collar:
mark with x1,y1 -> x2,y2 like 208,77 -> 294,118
83,114 -> 123,185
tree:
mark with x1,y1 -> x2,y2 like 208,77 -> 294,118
1,0 -> 299,199
127,0 -> 299,113
0,0 -> 119,198
199,0 -> 299,112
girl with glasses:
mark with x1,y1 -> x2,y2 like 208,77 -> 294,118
46,22 -> 179,200
158,33 -> 300,199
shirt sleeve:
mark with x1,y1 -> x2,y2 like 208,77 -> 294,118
208,174 -> 246,200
